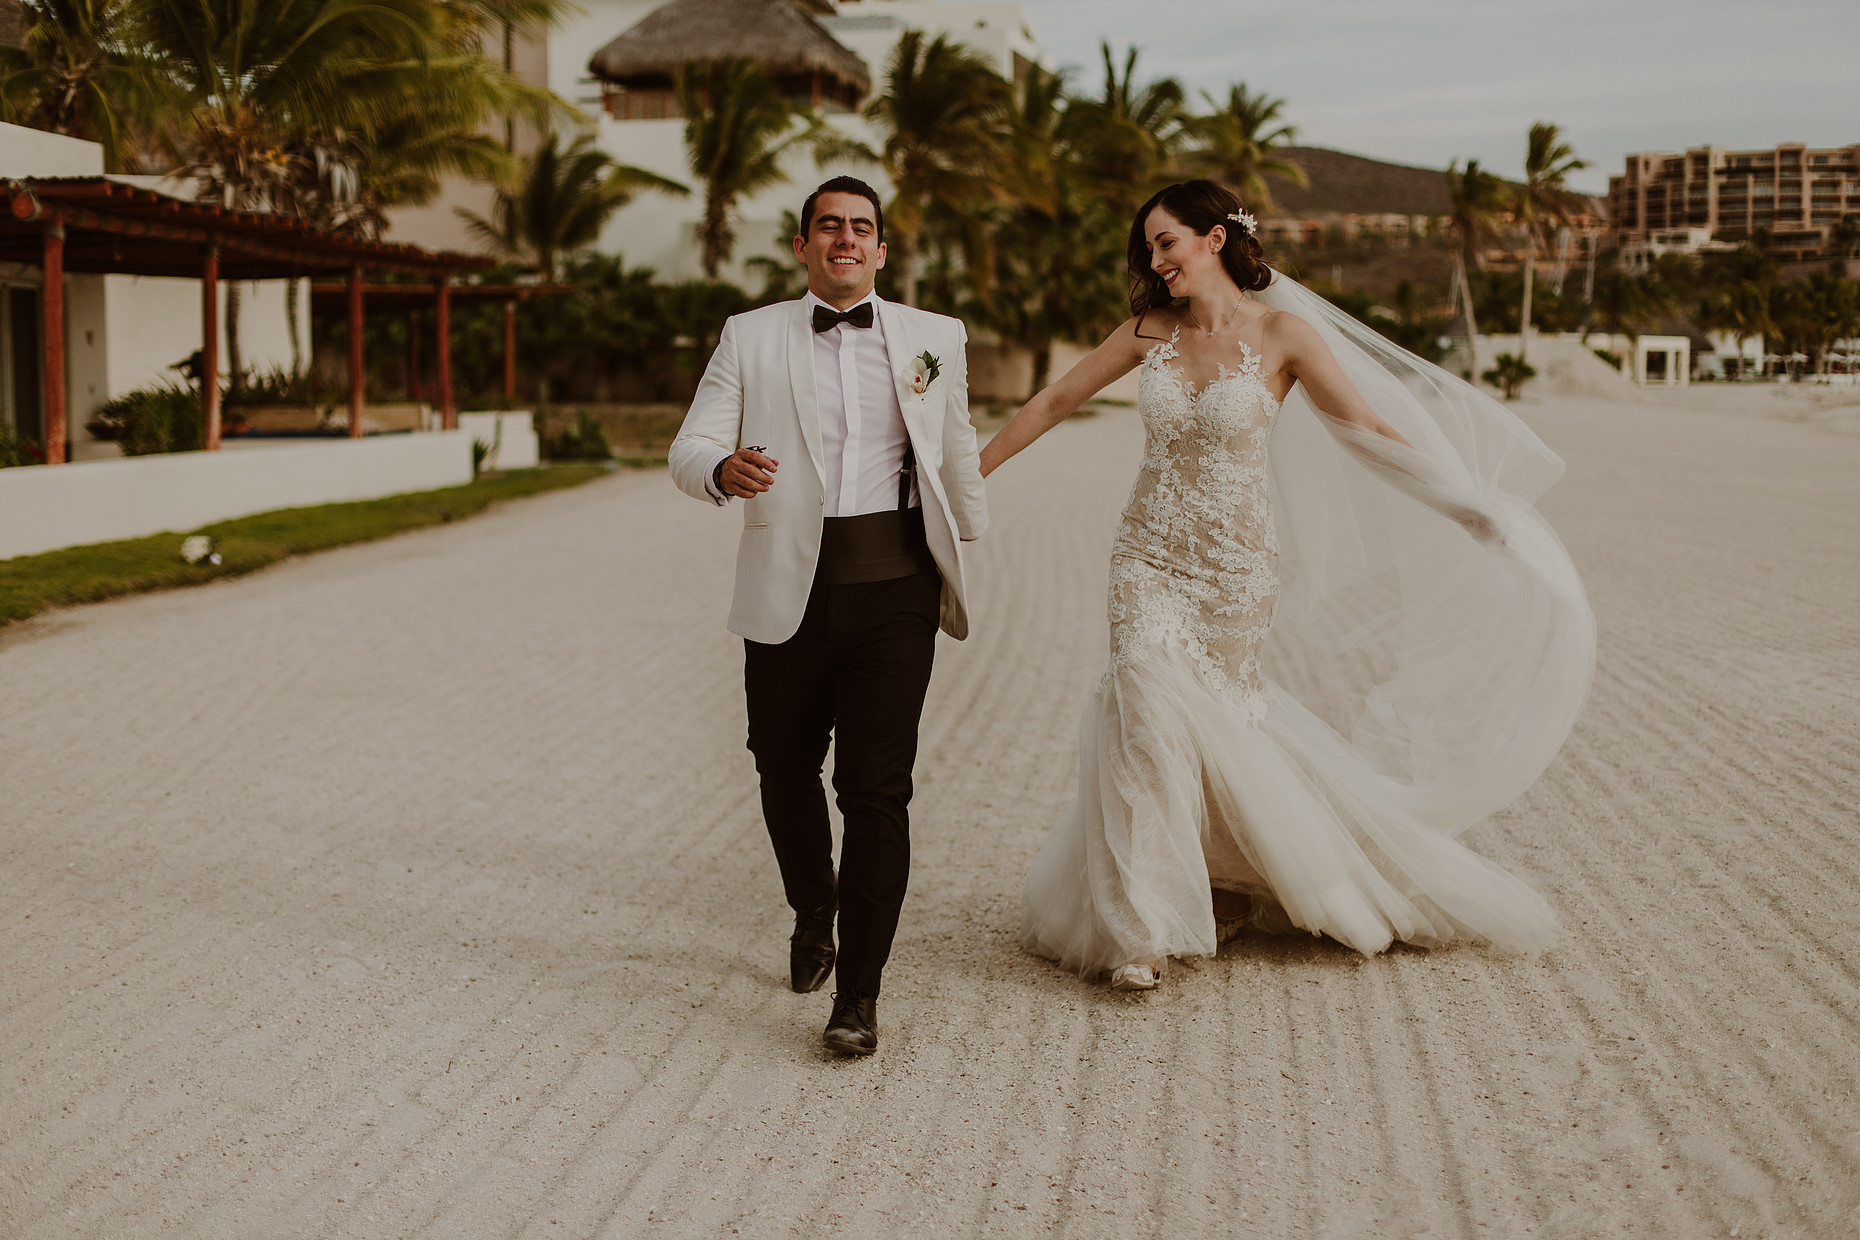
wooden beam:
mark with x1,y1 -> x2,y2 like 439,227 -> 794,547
3,189 -> 478,277
41,223 -> 65,465
202,245 -> 221,451
406,306 -> 420,402
502,299 -> 517,403
436,278 -> 455,430
347,264 -> 365,437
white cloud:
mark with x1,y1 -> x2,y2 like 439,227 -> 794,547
1015,0 -> 1860,189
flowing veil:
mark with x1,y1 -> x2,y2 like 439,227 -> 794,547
1256,269 -> 1596,835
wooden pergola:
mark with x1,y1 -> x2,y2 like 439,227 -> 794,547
307,282 -> 571,406
0,177 -> 492,465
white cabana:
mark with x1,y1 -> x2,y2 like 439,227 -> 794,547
1633,335 -> 1691,387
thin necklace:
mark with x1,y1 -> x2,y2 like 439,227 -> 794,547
1185,297 -> 1249,336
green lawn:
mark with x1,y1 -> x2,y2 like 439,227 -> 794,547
0,463 -> 613,627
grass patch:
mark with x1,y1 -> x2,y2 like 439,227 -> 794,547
0,463 -> 611,627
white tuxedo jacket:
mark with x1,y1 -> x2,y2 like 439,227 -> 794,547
668,296 -> 989,644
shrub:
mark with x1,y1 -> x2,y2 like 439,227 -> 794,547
0,419 -> 42,468
541,411 -> 614,462
226,365 -> 326,407
85,383 -> 205,455
1481,352 -> 1537,400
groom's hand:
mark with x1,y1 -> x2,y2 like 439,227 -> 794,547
717,448 -> 778,498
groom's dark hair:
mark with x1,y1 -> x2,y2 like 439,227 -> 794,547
800,177 -> 885,243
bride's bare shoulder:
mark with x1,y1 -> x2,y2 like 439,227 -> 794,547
1260,308 -> 1329,358
1115,309 -> 1184,355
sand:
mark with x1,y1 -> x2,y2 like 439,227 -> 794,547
3,392 -> 1857,1239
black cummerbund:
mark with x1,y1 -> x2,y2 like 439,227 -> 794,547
815,507 -> 939,585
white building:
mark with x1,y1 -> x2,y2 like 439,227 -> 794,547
0,123 -> 304,460
383,0 -> 1041,286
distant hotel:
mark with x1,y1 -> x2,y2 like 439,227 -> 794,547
1607,142 -> 1860,264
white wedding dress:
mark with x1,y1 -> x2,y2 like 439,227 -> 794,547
1020,273 -> 1596,974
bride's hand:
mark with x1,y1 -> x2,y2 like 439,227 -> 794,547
1448,504 -> 1504,546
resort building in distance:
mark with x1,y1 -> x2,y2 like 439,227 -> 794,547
1607,142 -> 1860,265
384,0 -> 1041,285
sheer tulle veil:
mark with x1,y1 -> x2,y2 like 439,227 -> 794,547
1256,268 -> 1596,834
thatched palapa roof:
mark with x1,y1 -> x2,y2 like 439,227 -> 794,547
588,0 -> 870,97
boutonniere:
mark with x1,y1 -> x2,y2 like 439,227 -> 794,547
904,351 -> 941,397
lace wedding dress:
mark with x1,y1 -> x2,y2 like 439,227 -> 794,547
1021,274 -> 1596,974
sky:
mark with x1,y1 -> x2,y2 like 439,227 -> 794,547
1013,0 -> 1860,193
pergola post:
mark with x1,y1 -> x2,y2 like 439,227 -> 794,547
406,307 -> 420,405
435,277 -> 455,430
201,244 -> 221,451
501,298 -> 517,404
41,222 -> 66,465
347,264 -> 365,437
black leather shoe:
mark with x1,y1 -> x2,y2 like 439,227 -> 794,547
789,897 -> 837,994
822,990 -> 878,1056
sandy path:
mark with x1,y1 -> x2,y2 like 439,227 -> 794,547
3,395 -> 1857,1239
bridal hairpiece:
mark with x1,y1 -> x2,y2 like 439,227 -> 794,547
1227,209 -> 1258,236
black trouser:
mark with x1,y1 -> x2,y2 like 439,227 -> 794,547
744,569 -> 940,996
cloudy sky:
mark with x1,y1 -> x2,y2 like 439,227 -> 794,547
1014,0 -> 1859,192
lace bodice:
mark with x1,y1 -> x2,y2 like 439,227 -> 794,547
1107,328 -> 1283,715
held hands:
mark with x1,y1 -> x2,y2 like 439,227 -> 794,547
1445,503 -> 1505,547
717,447 -> 778,499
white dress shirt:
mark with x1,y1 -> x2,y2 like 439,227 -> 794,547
704,291 -> 916,512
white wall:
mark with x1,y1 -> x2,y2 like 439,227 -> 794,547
0,120 -> 105,174
0,432 -> 476,559
96,276 -> 305,411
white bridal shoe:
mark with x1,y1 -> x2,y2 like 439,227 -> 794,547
1110,962 -> 1163,991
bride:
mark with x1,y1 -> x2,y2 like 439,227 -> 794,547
979,180 -> 1595,990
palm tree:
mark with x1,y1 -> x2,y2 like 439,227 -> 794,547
139,0 -> 562,382
1445,158 -> 1506,361
1513,122 -> 1588,359
1591,266 -> 1675,345
0,0 -> 173,170
863,30 -> 1007,306
1695,246 -> 1777,376
1181,84 -> 1306,212
1061,42 -> 1185,215
677,58 -> 839,280
958,64 -> 1124,398
458,130 -> 685,279
1828,214 -> 1860,261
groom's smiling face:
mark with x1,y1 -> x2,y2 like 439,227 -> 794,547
794,192 -> 886,308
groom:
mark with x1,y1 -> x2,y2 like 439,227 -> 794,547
669,177 -> 988,1056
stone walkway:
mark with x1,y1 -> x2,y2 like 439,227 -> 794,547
3,396 -> 1857,1238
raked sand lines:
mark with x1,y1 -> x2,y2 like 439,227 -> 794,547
2,394 -> 1858,1238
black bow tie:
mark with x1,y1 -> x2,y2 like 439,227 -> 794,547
812,302 -> 874,333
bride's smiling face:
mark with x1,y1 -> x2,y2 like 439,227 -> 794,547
1144,206 -> 1229,301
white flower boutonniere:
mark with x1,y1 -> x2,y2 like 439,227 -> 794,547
904,350 -> 941,398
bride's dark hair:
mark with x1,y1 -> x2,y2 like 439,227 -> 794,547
1127,180 -> 1272,319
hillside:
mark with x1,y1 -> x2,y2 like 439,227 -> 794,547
1267,146 -> 1456,217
